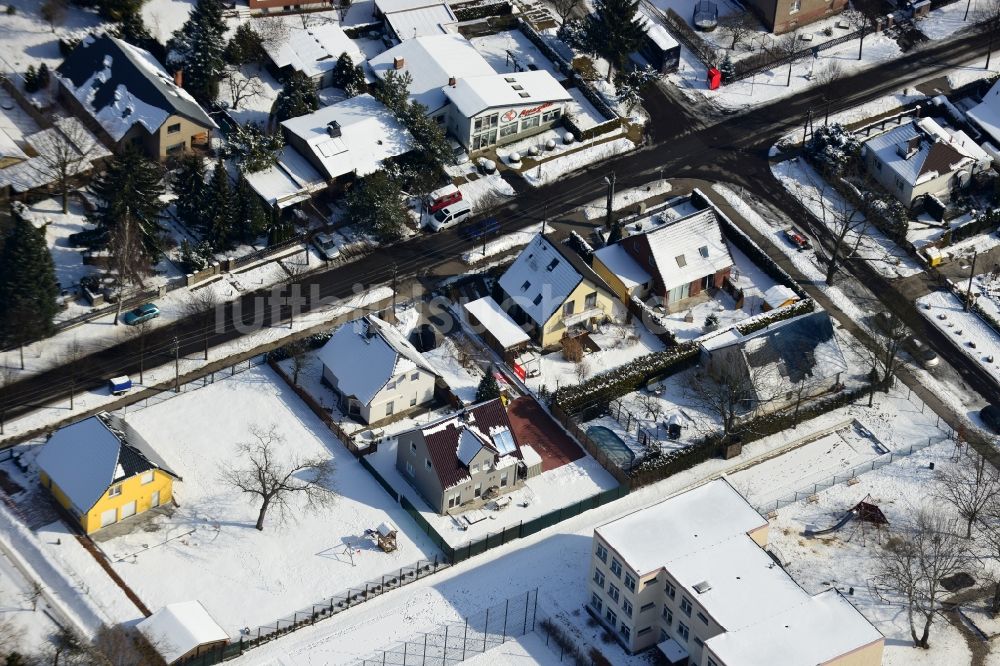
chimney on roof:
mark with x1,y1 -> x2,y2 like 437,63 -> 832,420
173,69 -> 183,88
326,120 -> 342,138
393,56 -> 405,70
448,75 -> 456,86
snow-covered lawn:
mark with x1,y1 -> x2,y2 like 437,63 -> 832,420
565,87 -> 609,130
579,180 -> 673,220
458,173 -> 515,215
470,30 -> 568,82
767,437 -> 977,666
141,0 -> 196,43
424,336 -> 484,404
917,0 -> 980,40
524,320 -> 666,396
0,546 -> 62,654
216,66 -> 283,126
461,222 -> 545,264
772,158 -> 923,280
88,366 -> 443,634
366,435 -> 619,549
0,0 -> 105,78
918,289 -> 1000,386
519,138 -> 636,187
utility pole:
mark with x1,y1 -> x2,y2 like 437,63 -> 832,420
541,204 -> 548,235
391,263 -> 398,315
965,0 -> 973,21
803,108 -> 813,145
173,336 -> 180,393
604,171 -> 616,231
965,250 -> 979,312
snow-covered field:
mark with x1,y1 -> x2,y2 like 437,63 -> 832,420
565,87 -> 609,131
141,0 -> 196,43
918,289 -> 1000,386
772,158 -> 923,280
471,30 -> 568,82
88,365 -> 443,634
424,336 -> 484,404
0,545 -> 62,654
519,138 -> 636,187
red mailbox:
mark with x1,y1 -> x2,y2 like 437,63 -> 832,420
707,67 -> 722,90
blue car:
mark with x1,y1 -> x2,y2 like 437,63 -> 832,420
122,303 -> 160,326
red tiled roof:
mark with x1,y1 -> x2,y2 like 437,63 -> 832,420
422,399 -> 520,490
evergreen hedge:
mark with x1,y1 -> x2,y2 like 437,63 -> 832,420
454,1 -> 512,21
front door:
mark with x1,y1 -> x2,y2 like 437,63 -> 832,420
150,490 -> 160,508
100,508 -> 117,527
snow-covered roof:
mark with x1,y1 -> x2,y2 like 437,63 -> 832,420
595,478 -> 767,576
35,413 -> 177,513
0,117 -> 110,193
519,444 -> 543,468
456,428 -> 487,465
627,208 -> 734,294
593,242 -> 651,290
137,601 -> 229,663
368,35 -> 495,113
375,0 -> 445,13
281,94 -> 415,180
763,284 -> 797,309
969,80 -> 1000,145
463,296 -> 530,348
444,71 -> 572,118
638,7 -> 679,51
56,34 -> 215,142
497,233 -> 584,328
698,327 -> 741,352
706,589 -> 883,666
865,117 -> 990,188
243,146 -> 326,208
0,127 -> 26,162
385,3 -> 458,39
268,24 -> 364,81
316,314 -> 438,406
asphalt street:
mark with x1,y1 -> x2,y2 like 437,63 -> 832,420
1,24 -> 996,424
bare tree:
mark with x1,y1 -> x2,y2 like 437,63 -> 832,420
843,6 -> 881,61
636,392 -> 663,420
721,12 -> 756,50
109,208 -> 151,325
253,17 -> 290,56
287,339 -> 310,385
222,424 -> 336,530
977,492 -> 1000,615
0,616 -> 18,658
124,317 -> 154,384
685,365 -> 770,439
936,449 -> 1000,538
770,29 -> 800,87
224,65 -> 265,111
814,59 -> 845,86
31,119 -> 98,214
873,509 -> 969,649
91,624 -> 167,666
40,0 -> 67,32
61,336 -> 86,410
811,181 -> 868,286
551,0 -> 583,24
184,288 -> 220,361
22,579 -> 44,611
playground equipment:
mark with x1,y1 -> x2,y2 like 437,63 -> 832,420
370,522 -> 398,553
805,495 -> 889,545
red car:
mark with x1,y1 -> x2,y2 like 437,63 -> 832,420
784,228 -> 811,251
427,184 -> 462,213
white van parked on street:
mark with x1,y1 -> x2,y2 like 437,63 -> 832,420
424,199 -> 472,232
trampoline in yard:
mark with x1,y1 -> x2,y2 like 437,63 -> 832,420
585,426 -> 636,470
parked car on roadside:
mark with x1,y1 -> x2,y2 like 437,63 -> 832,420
122,303 -> 160,326
312,232 -> 342,261
460,217 -> 500,240
426,184 -> 463,214
425,200 -> 473,232
905,336 -> 939,368
784,228 -> 811,251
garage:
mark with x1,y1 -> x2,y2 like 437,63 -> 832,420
100,508 -> 117,527
120,501 -> 137,519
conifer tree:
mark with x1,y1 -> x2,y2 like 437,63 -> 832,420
273,71 -> 320,122
0,205 -> 60,346
168,0 -> 227,102
475,366 -> 502,403
114,11 -> 158,53
331,52 -> 366,97
233,178 -> 269,242
36,63 -> 51,90
173,154 -> 208,233
345,170 -> 409,242
203,160 -> 234,250
587,0 -> 647,80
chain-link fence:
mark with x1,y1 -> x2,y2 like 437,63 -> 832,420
358,588 -> 538,666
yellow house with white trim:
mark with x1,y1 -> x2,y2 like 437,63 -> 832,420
497,234 -> 620,349
37,413 -> 180,534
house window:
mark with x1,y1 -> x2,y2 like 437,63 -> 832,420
166,142 -> 185,154
694,637 -> 704,647
474,483 -> 482,497
680,596 -> 692,617
521,116 -> 540,131
622,599 -> 633,617
410,442 -> 417,454
665,581 -> 676,598
790,0 -> 801,11
643,576 -> 658,588
500,472 -> 508,487
385,400 -> 395,416
591,593 -> 603,613
605,609 -> 617,626
546,258 -> 560,271
895,176 -> 905,191
674,254 -> 687,267
619,623 -> 630,641
610,558 -> 622,577
108,484 -> 122,497
500,123 -> 518,138
542,109 -> 561,123
521,280 -> 531,291
875,161 -> 882,171
608,584 -> 620,603
697,612 -> 709,625
410,396 -> 417,406
585,292 -> 598,309
563,301 -> 575,316
167,123 -> 181,134
698,245 -> 709,258
663,607 -> 673,626
405,461 -> 414,477
533,294 -> 543,306
593,569 -> 605,588
472,463 -> 479,472
624,573 -> 636,592
678,622 -> 689,641
637,626 -> 652,637
140,471 -> 154,485
596,543 -> 608,563
640,602 -> 655,612
425,459 -> 432,470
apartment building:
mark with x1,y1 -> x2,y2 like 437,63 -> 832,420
587,479 -> 884,665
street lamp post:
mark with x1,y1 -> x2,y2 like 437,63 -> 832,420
604,172 -> 616,231
965,249 -> 979,312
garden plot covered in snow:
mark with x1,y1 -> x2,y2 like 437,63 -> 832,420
470,30 -> 568,83
918,288 -> 1000,386
0,0 -> 106,78
772,157 -> 922,280
84,366 -> 444,634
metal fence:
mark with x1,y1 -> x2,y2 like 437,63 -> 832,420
357,588 -> 538,666
232,233 -> 308,269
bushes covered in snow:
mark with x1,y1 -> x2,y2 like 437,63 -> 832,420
805,123 -> 862,175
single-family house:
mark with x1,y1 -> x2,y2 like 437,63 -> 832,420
593,207 -> 734,312
56,35 -> 216,161
249,0 -> 329,11
497,233 -> 619,349
699,310 -> 847,415
864,117 -> 992,208
589,478 -> 884,662
281,94 -> 415,189
266,24 -> 366,89
373,0 -> 458,40
744,0 -> 847,35
242,145 -> 327,211
395,398 -> 543,514
368,34 -> 496,122
137,601 -> 229,664
0,117 -> 111,199
967,79 -> 1000,148
36,413 -> 180,534
317,314 -> 440,424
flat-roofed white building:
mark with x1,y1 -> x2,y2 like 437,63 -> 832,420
443,70 -> 572,151
588,478 -> 884,665
373,0 -> 458,40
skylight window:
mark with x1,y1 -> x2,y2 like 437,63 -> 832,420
546,258 -> 559,271
675,254 -> 687,267
521,280 -> 531,291
512,85 -> 524,91
504,77 -> 516,82
698,246 -> 709,258
533,294 -> 543,306
492,428 -> 516,455
518,92 -> 530,98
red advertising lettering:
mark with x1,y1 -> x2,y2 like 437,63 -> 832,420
519,102 -> 553,118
